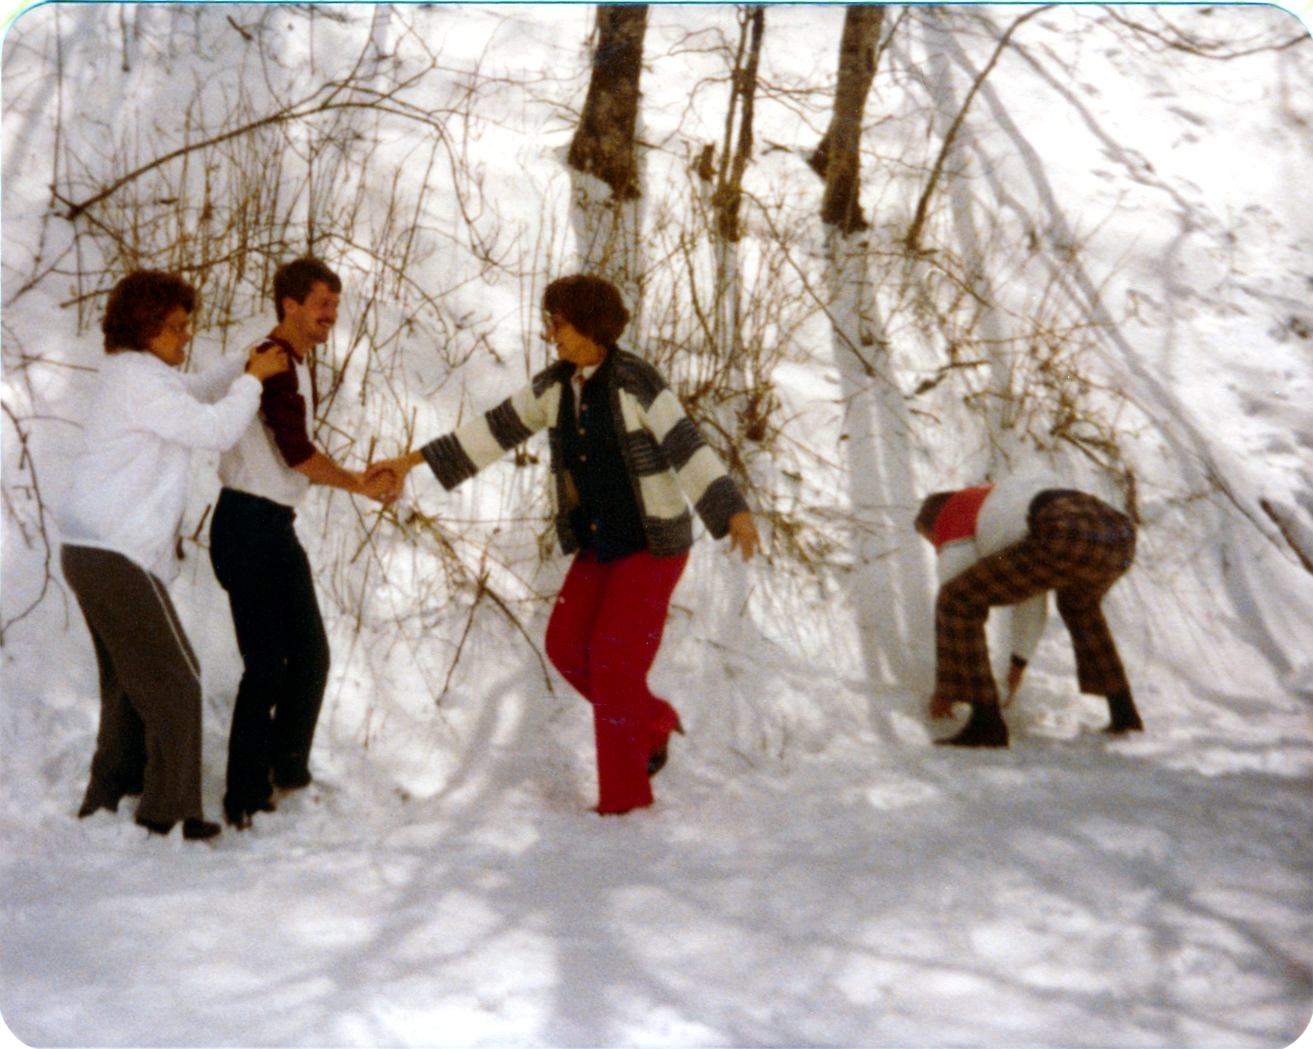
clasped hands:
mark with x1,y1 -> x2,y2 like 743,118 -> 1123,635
352,454 -> 764,569
359,450 -> 421,506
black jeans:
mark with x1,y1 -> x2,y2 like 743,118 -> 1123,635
210,488 -> 330,816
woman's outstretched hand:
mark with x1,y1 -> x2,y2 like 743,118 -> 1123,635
727,511 -> 760,562
360,465 -> 400,504
245,343 -> 289,381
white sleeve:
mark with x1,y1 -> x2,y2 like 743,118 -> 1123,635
1008,592 -> 1048,663
140,371 -> 264,451
180,353 -> 249,403
459,381 -> 553,471
640,387 -> 748,536
936,539 -> 979,584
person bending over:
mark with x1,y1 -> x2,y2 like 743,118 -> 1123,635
915,474 -> 1142,747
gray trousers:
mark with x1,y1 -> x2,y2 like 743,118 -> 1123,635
61,545 -> 204,825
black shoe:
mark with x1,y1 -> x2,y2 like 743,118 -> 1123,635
182,818 -> 221,841
1105,689 -> 1143,734
272,768 -> 312,791
223,795 -> 275,830
647,720 -> 684,778
135,816 -> 221,841
936,703 -> 1009,748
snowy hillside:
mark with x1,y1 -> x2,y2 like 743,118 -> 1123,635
2,5 -> 1312,1047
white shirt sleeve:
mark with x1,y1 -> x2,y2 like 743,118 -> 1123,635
936,539 -> 979,584
1008,592 -> 1048,663
180,353 -> 249,403
139,365 -> 264,451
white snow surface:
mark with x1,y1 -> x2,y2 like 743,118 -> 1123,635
2,5 -> 1312,1047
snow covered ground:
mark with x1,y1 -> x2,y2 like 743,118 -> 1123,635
2,4 -> 1312,1047
2,707 -> 1310,1047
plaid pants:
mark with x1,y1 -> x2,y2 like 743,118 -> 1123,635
934,491 -> 1136,707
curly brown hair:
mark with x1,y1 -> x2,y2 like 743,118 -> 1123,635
101,270 -> 197,353
542,274 -> 630,346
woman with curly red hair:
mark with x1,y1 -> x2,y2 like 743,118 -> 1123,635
58,270 -> 288,840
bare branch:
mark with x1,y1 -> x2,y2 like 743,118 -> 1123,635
905,6 -> 1054,254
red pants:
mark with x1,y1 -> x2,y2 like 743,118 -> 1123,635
544,548 -> 688,814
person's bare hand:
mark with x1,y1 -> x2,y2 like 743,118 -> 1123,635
246,344 -> 288,381
1004,660 -> 1025,708
371,454 -> 418,487
367,457 -> 414,502
928,691 -> 955,719
360,465 -> 399,505
366,458 -> 402,483
727,511 -> 760,563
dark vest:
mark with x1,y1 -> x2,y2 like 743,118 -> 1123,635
560,350 -> 647,562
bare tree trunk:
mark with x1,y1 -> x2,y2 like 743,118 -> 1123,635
567,5 -> 648,309
707,6 -> 764,366
811,7 -> 878,235
569,5 -> 646,200
691,6 -> 764,417
816,7 -> 934,705
921,9 -> 1022,471
688,8 -> 765,751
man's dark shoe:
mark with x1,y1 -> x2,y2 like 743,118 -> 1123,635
135,816 -> 221,841
272,768 -> 312,791
224,795 -> 275,829
136,815 -> 173,836
936,703 -> 1009,748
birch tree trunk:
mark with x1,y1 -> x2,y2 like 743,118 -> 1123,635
703,5 -> 764,370
815,7 -> 934,703
567,5 -> 648,314
688,7 -> 765,751
920,8 -> 1023,473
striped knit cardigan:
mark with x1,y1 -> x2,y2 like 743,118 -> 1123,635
419,349 -> 750,558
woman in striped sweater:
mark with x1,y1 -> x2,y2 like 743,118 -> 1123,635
377,275 -> 759,813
